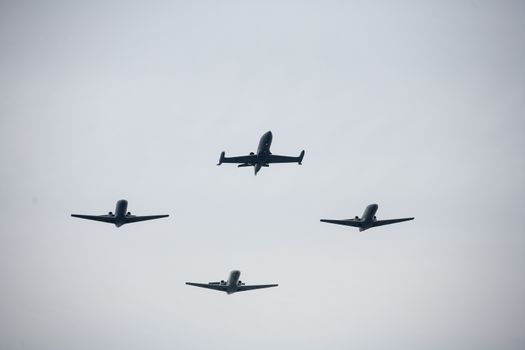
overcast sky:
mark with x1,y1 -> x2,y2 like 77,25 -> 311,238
1,1 -> 524,349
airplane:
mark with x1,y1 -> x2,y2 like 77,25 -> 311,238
217,131 -> 305,175
71,199 -> 169,227
320,204 -> 414,232
186,270 -> 278,294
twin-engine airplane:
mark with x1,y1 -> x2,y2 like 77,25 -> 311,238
71,199 -> 169,227
186,270 -> 278,294
217,131 -> 305,175
321,204 -> 414,232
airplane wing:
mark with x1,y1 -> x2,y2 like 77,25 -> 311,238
237,284 -> 278,292
373,217 -> 414,227
125,215 -> 169,224
71,214 -> 115,224
320,219 -> 363,227
219,154 -> 257,164
185,282 -> 228,292
266,150 -> 305,164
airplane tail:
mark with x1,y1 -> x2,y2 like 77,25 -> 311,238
254,164 -> 262,175
298,150 -> 305,165
217,151 -> 225,165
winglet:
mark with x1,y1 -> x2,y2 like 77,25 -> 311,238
298,150 -> 305,165
217,151 -> 225,166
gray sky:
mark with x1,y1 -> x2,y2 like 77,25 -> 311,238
1,1 -> 524,349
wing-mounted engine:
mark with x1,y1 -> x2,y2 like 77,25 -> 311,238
373,216 -> 377,221
208,280 -> 227,285
237,280 -> 245,286
249,152 -> 255,155
108,212 -> 114,216
126,212 -> 131,216
354,216 -> 359,220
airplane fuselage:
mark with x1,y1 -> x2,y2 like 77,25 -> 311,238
254,131 -> 273,174
256,131 -> 273,157
358,203 -> 378,230
225,270 -> 241,294
114,199 -> 129,227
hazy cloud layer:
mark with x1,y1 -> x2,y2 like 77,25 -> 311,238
1,1 -> 524,349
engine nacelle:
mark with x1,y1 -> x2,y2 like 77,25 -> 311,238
127,212 -> 131,216
373,216 -> 377,221
355,216 -> 359,220
108,212 -> 113,215
220,280 -> 225,284
249,152 -> 255,155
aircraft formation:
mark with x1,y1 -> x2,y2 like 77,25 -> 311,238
71,131 -> 414,294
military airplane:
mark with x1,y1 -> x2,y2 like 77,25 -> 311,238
186,270 -> 278,294
217,131 -> 305,175
321,204 -> 414,232
71,199 -> 169,227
